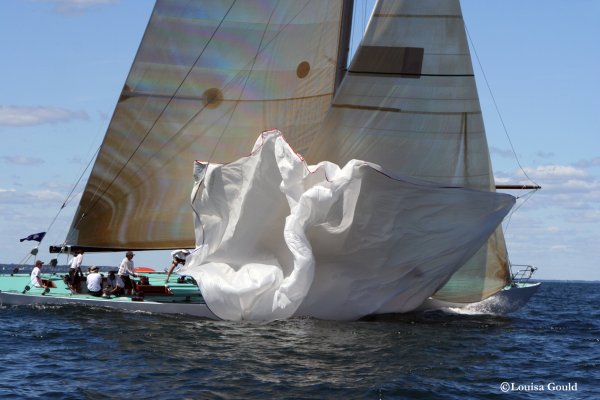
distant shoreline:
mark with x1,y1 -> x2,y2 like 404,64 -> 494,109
0,264 -> 596,282
0,264 -> 136,274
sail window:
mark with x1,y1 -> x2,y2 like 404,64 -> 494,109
296,61 -> 310,79
202,88 -> 223,109
350,46 -> 424,78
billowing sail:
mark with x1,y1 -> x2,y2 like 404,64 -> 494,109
65,0 -> 344,250
180,131 -> 515,321
306,0 -> 509,302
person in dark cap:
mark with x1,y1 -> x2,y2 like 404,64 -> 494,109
118,251 -> 137,295
106,270 -> 125,296
86,266 -> 103,296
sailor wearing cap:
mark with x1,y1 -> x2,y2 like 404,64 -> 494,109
30,260 -> 45,288
86,266 -> 103,296
118,251 -> 137,295
106,270 -> 125,296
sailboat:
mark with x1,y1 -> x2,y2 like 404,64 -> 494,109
1,0 -> 539,320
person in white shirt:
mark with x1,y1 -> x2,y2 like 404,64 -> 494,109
86,266 -> 103,296
106,270 -> 125,296
30,260 -> 45,288
68,250 -> 84,293
118,251 -> 137,295
164,249 -> 190,284
70,251 -> 84,270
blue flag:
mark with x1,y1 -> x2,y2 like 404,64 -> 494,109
19,232 -> 46,242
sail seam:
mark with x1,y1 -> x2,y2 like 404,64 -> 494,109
373,14 -> 462,19
331,105 -> 481,116
119,91 -> 333,103
73,1 -> 240,230
332,103 -> 400,112
207,0 -> 287,163
348,71 -> 475,77
338,94 -> 483,101
333,125 -> 485,135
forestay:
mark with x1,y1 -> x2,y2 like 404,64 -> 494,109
180,131 -> 515,321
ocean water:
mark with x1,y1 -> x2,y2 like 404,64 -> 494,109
0,281 -> 597,399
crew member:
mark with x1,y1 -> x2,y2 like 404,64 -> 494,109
165,249 -> 190,284
30,260 -> 46,288
68,250 -> 84,293
86,266 -> 103,296
106,270 -> 125,296
118,251 -> 137,295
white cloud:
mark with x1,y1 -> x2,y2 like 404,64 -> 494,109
35,0 -> 119,14
549,244 -> 570,252
0,106 -> 89,127
535,151 -> 555,159
490,146 -> 515,159
29,190 -> 64,201
521,164 -> 587,179
2,156 -> 45,166
566,209 -> 600,223
0,188 -> 64,204
497,163 -> 600,226
575,157 -> 600,168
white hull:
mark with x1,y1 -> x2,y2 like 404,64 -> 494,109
417,282 -> 541,315
0,291 -> 219,319
1,281 -> 539,320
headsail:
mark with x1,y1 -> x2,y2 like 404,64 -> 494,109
306,0 -> 509,302
181,131 -> 515,321
65,0 -> 345,250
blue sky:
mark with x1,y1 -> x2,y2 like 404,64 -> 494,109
1,0 -> 599,280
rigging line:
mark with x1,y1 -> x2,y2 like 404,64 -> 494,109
206,0 -> 310,164
78,119 -> 112,218
73,0 -> 238,229
47,145 -> 101,236
503,189 -> 536,233
206,0 -> 281,163
89,0 -> 317,204
464,24 -> 540,188
16,137 -> 101,262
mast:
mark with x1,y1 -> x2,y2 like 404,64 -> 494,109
334,0 -> 354,93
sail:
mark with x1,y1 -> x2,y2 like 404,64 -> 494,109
65,0 -> 344,250
305,0 -> 509,302
432,226 -> 510,302
180,131 -> 515,321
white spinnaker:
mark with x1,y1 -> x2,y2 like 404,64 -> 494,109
180,131 -> 514,321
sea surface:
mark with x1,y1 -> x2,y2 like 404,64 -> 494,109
0,280 -> 597,399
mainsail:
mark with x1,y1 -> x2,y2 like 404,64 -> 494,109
306,0 -> 510,303
65,0 -> 345,250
